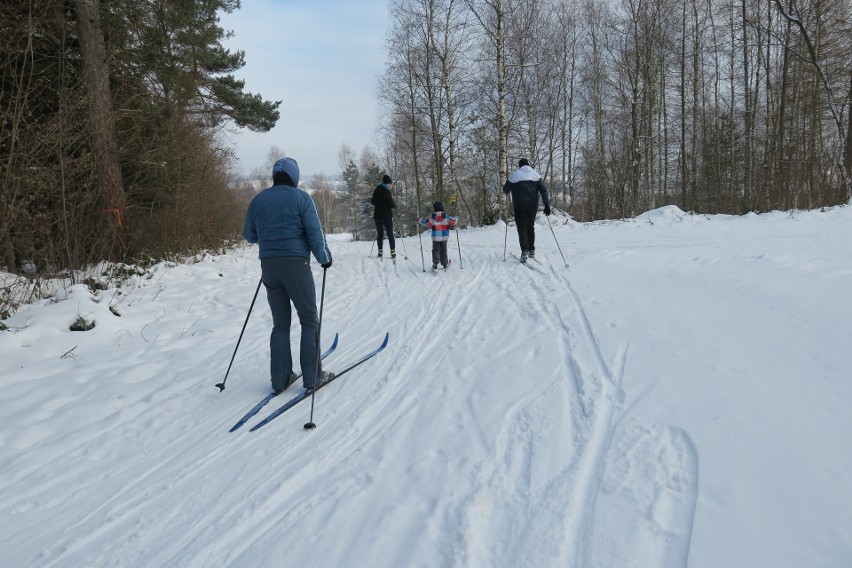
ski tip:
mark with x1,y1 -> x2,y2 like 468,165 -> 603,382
330,332 -> 339,349
380,332 -> 390,348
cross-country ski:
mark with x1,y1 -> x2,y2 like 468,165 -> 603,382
248,333 -> 389,432
228,333 -> 339,432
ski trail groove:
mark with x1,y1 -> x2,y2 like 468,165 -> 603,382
525,268 -> 629,565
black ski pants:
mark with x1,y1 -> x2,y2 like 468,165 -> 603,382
374,218 -> 396,252
514,206 -> 538,252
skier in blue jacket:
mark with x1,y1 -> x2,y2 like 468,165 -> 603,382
244,157 -> 334,393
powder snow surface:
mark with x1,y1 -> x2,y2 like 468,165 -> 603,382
1,206 -> 850,567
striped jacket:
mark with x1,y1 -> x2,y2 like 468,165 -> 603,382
419,212 -> 457,242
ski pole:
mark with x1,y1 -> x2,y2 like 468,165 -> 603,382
416,218 -> 426,272
451,209 -> 464,269
415,202 -> 426,271
502,207 -> 509,262
215,277 -> 262,392
547,214 -> 570,269
393,213 -> 408,259
305,267 -> 328,429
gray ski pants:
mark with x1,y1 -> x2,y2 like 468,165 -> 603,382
431,241 -> 449,267
261,256 -> 322,390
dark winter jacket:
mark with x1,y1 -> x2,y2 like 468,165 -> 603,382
371,183 -> 396,219
243,183 -> 332,264
502,165 -> 550,211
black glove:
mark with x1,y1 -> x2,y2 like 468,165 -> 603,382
543,205 -> 551,216
321,260 -> 332,269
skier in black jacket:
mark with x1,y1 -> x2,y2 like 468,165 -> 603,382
371,174 -> 397,259
502,158 -> 550,263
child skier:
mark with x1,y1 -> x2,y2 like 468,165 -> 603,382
418,201 -> 457,270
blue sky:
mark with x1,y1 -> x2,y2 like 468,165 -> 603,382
219,1 -> 390,178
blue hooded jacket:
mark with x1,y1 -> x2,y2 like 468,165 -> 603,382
243,158 -> 332,264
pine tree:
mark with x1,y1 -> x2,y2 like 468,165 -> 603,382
342,160 -> 361,240
107,0 -> 280,132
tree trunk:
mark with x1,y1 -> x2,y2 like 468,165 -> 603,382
845,74 -> 852,198
740,0 -> 752,212
73,0 -> 125,242
496,0 -> 508,185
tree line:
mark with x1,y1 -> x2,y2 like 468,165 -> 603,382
1,0 -> 279,276
376,0 -> 851,225
3,0 -> 850,282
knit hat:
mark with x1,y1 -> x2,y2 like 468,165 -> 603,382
433,201 -> 444,212
382,174 -> 393,184
518,158 -> 530,168
272,157 -> 300,186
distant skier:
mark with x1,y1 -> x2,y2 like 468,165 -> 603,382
502,158 -> 550,263
371,174 -> 397,260
243,157 -> 334,394
418,201 -> 457,270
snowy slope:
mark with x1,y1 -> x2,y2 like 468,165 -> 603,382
1,206 -> 850,567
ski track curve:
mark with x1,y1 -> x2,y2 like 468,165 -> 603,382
528,240 -> 698,567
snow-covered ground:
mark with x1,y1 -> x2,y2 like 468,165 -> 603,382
1,205 -> 850,567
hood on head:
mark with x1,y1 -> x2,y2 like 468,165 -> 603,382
507,166 -> 541,184
272,158 -> 300,186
